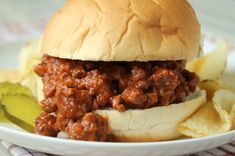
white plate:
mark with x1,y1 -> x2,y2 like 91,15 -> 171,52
0,35 -> 235,156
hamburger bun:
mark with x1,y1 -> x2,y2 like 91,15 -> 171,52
36,0 -> 204,142
37,78 -> 206,142
96,90 -> 206,142
42,0 -> 200,61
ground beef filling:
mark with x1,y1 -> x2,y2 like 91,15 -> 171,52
34,55 -> 199,141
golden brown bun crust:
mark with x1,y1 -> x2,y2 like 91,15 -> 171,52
96,90 -> 206,142
42,0 -> 201,61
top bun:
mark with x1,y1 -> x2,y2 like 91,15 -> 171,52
42,0 -> 201,61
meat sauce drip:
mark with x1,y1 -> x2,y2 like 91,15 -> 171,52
35,55 -> 199,141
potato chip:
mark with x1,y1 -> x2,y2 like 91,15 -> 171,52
19,38 -> 42,96
212,89 -> 235,114
19,38 -> 42,76
199,80 -> 235,100
199,80 -> 222,100
178,101 -> 231,138
178,89 -> 235,138
230,104 -> 235,128
187,40 -> 228,81
213,90 -> 235,126
218,80 -> 235,94
0,70 -> 21,83
21,73 -> 40,97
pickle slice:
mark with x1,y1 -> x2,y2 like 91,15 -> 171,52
1,94 -> 42,127
0,82 -> 32,97
0,109 -> 3,118
0,105 -> 34,132
0,82 -> 42,132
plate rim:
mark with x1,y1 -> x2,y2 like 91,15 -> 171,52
1,124 -> 235,147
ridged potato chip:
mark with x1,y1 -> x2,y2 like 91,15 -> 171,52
21,73 -> 40,97
199,80 -> 222,100
178,102 -> 230,137
19,38 -> 42,76
218,80 -> 235,94
213,90 -> 235,126
179,40 -> 234,138
187,40 -> 228,81
19,38 -> 42,96
178,89 -> 235,138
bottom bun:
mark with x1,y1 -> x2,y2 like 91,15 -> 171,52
38,78 -> 206,142
95,90 -> 206,142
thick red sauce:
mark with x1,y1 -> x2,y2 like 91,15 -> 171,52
35,55 -> 199,141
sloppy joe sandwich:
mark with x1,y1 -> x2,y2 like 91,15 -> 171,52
34,0 -> 206,142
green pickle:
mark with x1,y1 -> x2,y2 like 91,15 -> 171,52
0,109 -> 3,118
0,82 -> 32,96
0,105 -> 35,132
0,82 -> 42,132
